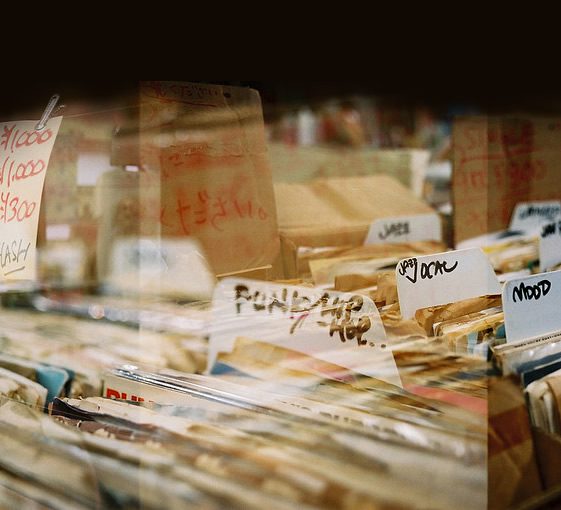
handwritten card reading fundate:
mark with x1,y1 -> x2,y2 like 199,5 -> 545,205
208,278 -> 401,387
396,248 -> 501,319
0,117 -> 62,280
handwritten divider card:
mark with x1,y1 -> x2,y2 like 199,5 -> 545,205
207,278 -> 401,387
139,81 -> 280,276
0,117 -> 62,281
503,270 -> 561,344
510,200 -> 561,234
364,213 -> 441,245
540,220 -> 561,272
396,248 -> 502,319
452,117 -> 561,246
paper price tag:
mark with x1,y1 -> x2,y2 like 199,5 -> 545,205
539,221 -> 561,272
396,248 -> 501,319
503,270 -> 561,343
510,201 -> 561,234
364,213 -> 441,245
0,117 -> 62,281
208,278 -> 401,387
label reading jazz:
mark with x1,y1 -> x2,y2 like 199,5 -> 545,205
503,270 -> 561,343
364,213 -> 441,245
208,278 -> 401,387
0,117 -> 62,280
396,248 -> 501,319
510,201 -> 561,234
540,220 -> 561,272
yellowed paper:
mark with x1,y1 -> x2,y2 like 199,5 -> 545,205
0,117 -> 62,280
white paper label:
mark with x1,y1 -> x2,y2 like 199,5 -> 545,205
539,220 -> 561,272
208,278 -> 401,387
0,117 -> 62,280
510,201 -> 561,234
103,372 -> 215,407
365,213 -> 441,245
503,270 -> 561,343
396,248 -> 501,319
107,237 -> 216,300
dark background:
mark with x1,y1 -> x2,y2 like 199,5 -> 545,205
2,80 -> 561,120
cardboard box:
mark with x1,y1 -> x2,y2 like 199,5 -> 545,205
274,174 -> 434,278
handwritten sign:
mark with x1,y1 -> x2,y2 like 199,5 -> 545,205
364,213 -> 441,245
540,220 -> 561,272
509,201 -> 561,234
208,278 -> 401,386
0,117 -> 62,280
139,81 -> 280,275
106,237 -> 216,300
396,248 -> 501,319
452,117 -> 561,245
503,270 -> 561,343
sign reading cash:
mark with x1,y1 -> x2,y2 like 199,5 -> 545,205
208,278 -> 401,387
396,248 -> 501,319
0,117 -> 62,281
503,270 -> 561,343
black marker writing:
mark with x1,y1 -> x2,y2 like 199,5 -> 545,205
541,221 -> 561,239
378,221 -> 410,240
398,257 -> 459,284
512,280 -> 551,303
520,205 -> 561,221
233,285 -> 373,346
0,239 -> 30,275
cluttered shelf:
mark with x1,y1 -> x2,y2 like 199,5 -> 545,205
1,81 -> 561,510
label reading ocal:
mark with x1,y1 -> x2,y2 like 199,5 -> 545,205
503,270 -> 561,343
208,278 -> 401,387
396,248 -> 501,319
365,213 -> 441,245
510,201 -> 561,234
540,220 -> 561,272
0,117 -> 62,280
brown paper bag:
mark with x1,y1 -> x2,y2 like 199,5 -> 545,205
453,116 -> 561,245
139,81 -> 280,276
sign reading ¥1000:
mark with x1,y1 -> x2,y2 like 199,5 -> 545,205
0,117 -> 62,281
208,278 -> 401,387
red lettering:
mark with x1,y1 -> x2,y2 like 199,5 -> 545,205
106,388 -> 121,399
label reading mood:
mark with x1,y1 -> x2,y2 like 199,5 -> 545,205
364,213 -> 441,245
503,270 -> 561,343
208,278 -> 401,387
0,118 -> 62,280
510,201 -> 561,234
540,221 -> 561,272
396,248 -> 501,319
